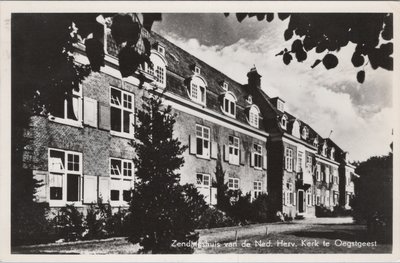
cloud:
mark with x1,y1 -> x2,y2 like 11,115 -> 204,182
158,21 -> 393,161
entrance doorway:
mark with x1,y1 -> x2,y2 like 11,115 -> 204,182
298,190 -> 305,213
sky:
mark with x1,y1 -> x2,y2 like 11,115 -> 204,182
152,13 -> 393,162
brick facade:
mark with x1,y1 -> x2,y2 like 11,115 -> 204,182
22,28 -> 357,218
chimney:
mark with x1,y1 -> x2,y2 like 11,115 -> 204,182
247,66 -> 262,89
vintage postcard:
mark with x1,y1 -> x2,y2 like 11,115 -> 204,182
0,1 -> 399,262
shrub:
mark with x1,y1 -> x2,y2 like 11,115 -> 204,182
250,193 -> 269,223
54,204 -> 85,241
84,202 -> 112,240
197,207 -> 235,229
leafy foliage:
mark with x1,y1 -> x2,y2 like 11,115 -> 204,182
227,13 -> 393,83
197,207 -> 235,229
53,204 -> 85,242
12,13 -> 161,246
126,93 -> 207,254
352,154 -> 393,243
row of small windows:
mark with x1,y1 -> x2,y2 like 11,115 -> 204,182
283,188 -> 340,207
191,124 -> 267,169
48,148 -> 134,206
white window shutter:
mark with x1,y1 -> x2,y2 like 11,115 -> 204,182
83,175 -> 98,204
250,153 -> 254,167
98,176 -> 110,203
263,155 -> 267,170
211,187 -> 218,205
293,191 -> 296,206
33,170 -> 48,203
223,145 -> 229,162
211,141 -> 218,159
189,135 -> 196,154
83,97 -> 98,127
240,150 -> 245,165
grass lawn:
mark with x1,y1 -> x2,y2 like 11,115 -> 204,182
195,224 -> 392,254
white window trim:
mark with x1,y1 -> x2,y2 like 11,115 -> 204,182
110,86 -> 135,139
280,115 -> 288,130
196,173 -> 211,189
48,87 -> 83,128
316,164 -> 321,181
196,124 -> 210,159
221,92 -> 237,118
247,105 -> 260,128
285,147 -> 293,172
228,177 -> 240,190
48,148 -> 83,207
253,143 -> 263,170
109,157 -> 134,207
228,136 -> 240,165
253,180 -> 262,199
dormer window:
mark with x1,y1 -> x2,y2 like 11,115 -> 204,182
146,51 -> 167,88
157,45 -> 165,55
302,127 -> 309,140
277,100 -> 284,112
248,105 -> 260,128
330,148 -> 335,160
313,137 -> 319,148
280,115 -> 288,130
189,75 -> 207,105
222,92 -> 236,117
292,119 -> 300,138
322,141 -> 328,157
194,66 -> 201,75
222,82 -> 228,91
246,95 -> 253,104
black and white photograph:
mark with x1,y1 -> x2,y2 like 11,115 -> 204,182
0,1 -> 398,261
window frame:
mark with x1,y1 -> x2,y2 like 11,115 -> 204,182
109,157 -> 134,206
110,86 -> 135,139
48,148 -> 83,206
189,76 -> 207,105
228,177 -> 240,190
48,86 -> 83,128
248,105 -> 260,128
195,124 -> 210,159
253,143 -> 263,169
285,147 -> 293,171
222,92 -> 237,118
253,180 -> 262,199
280,115 -> 287,130
145,52 -> 167,88
228,135 -> 240,165
196,173 -> 211,189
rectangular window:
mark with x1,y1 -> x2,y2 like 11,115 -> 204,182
325,167 -> 330,183
110,158 -> 134,204
50,88 -> 82,126
285,147 -> 293,171
306,190 -> 312,206
196,173 -> 210,188
253,181 -> 262,199
306,156 -> 312,173
228,178 -> 239,190
48,149 -> 82,205
297,151 -> 303,173
228,136 -> 239,165
249,111 -> 259,128
316,164 -> 321,181
110,87 -> 134,136
155,65 -> 165,85
253,144 -> 263,169
196,125 -> 210,158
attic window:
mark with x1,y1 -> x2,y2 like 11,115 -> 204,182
222,82 -> 228,91
157,45 -> 165,55
313,138 -> 319,148
302,127 -> 309,140
247,95 -> 253,104
194,66 -> 201,74
280,115 -> 287,130
330,148 -> 335,160
322,142 -> 328,157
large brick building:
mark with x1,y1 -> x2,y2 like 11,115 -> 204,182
24,24 -> 357,217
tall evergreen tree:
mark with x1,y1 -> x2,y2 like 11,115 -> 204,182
127,92 -> 207,254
